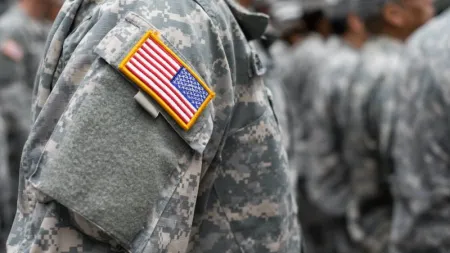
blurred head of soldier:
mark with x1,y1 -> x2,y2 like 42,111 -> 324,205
301,0 -> 333,38
327,0 -> 367,48
270,1 -> 306,46
19,0 -> 63,21
302,9 -> 332,38
358,0 -> 434,40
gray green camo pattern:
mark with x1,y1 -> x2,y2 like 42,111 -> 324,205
282,34 -> 334,180
281,35 -> 341,253
7,0 -> 302,252
0,116 -> 10,253
390,8 -> 450,253
344,36 -> 426,253
305,37 -> 362,253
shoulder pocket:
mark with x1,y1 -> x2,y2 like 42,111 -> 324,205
95,12 -> 213,152
29,13 -> 209,252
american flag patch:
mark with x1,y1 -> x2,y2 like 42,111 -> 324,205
119,31 -> 215,130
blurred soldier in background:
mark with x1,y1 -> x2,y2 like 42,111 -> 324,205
269,0 -> 306,66
0,117 -> 9,253
0,0 -> 63,250
279,1 -> 337,252
283,0 -> 334,181
304,0 -> 367,252
344,0 -> 434,252
283,0 -> 332,200
392,5 -> 450,253
267,0 -> 304,152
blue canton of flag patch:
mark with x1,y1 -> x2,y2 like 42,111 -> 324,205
171,68 -> 209,110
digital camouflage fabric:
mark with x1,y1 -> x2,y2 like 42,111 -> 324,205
391,8 -> 450,253
344,36 -> 428,253
0,116 -> 10,253
7,0 -> 302,252
306,37 -> 362,253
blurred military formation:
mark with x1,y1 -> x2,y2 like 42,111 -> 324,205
1,0 -> 450,252
0,0 -> 63,251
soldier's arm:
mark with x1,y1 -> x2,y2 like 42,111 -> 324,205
10,3 -> 220,252
391,68 -> 450,253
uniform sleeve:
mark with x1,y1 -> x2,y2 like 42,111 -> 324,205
306,74 -> 350,216
15,8 -> 216,253
391,67 -> 450,253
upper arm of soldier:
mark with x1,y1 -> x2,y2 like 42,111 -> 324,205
28,5 -> 220,251
392,66 -> 450,251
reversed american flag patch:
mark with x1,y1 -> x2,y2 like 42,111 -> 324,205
119,31 -> 215,130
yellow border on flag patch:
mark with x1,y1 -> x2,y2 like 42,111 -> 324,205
119,30 -> 215,131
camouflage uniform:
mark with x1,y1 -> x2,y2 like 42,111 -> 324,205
7,0 -> 302,252
391,8 -> 450,253
283,27 -> 346,251
344,36 -> 422,253
0,4 -> 51,252
266,0 -> 304,156
305,37 -> 362,253
250,38 -> 291,151
0,116 -> 10,253
283,33 -> 329,180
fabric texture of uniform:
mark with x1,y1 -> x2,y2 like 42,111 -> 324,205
305,37 -> 362,253
7,0 -> 302,252
283,34 -> 329,180
0,116 -> 10,253
282,34 -> 341,253
391,9 -> 450,253
344,36 -> 424,253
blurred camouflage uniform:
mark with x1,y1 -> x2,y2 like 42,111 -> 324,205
391,8 -> 450,253
0,3 -> 51,252
344,35 -> 418,253
302,1 -> 365,252
303,39 -> 359,253
343,1 -> 434,251
280,2 -> 343,253
266,0 -> 304,156
283,4 -> 331,184
307,0 -> 359,216
7,0 -> 302,253
0,116 -> 10,253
